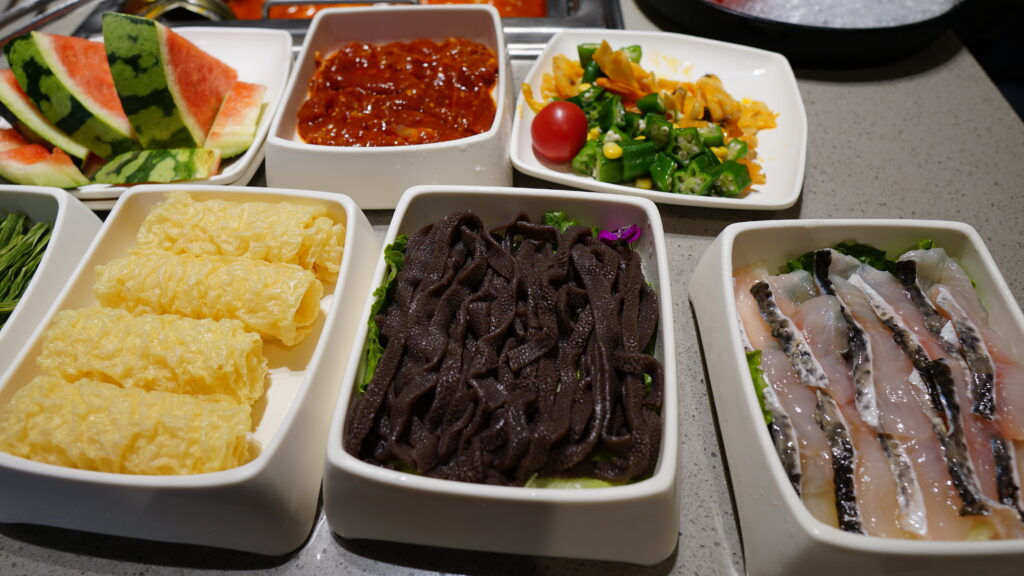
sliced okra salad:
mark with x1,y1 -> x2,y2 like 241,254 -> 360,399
523,41 -> 778,197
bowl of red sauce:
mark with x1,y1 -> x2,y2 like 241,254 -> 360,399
265,4 -> 513,209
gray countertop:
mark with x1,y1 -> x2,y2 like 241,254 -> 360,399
2,1 -> 1022,575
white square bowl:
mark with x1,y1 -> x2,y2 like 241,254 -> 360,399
265,6 -> 513,210
511,28 -> 807,210
688,219 -> 1024,576
323,185 -> 679,565
68,27 -> 294,201
0,184 -> 381,555
0,186 -> 101,375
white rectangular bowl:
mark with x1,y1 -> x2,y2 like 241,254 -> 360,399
0,186 -> 101,376
688,219 -> 1024,576
0,184 -> 381,555
323,185 -> 679,565
265,6 -> 513,210
511,28 -> 806,210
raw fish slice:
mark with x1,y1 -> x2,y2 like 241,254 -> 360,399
878,435 -> 928,538
899,250 -> 1024,438
735,266 -> 802,492
790,295 -> 906,538
849,272 -> 988,516
764,269 -> 817,316
895,259 -> 1024,521
831,274 -> 930,439
813,250 -> 880,429
814,388 -> 863,533
830,270 -> 984,539
931,284 -> 996,418
900,248 -> 985,321
995,362 -> 1024,440
751,280 -> 863,533
736,265 -> 834,523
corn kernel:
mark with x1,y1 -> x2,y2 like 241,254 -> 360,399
711,146 -> 728,161
587,127 -> 601,141
635,177 -> 653,190
603,142 -> 623,159
578,83 -> 592,91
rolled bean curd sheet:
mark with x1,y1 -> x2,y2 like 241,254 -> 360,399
93,251 -> 323,346
136,191 -> 345,284
0,376 -> 255,475
36,307 -> 268,404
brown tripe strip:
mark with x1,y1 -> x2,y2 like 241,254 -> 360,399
344,210 -> 663,486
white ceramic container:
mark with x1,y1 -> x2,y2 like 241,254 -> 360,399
0,186 -> 101,376
0,185 -> 380,555
323,185 -> 679,565
511,28 -> 807,210
688,219 -> 1024,576
265,6 -> 514,210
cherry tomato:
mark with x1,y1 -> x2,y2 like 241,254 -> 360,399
531,101 -> 588,164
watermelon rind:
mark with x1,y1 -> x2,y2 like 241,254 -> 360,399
0,69 -> 91,166
102,13 -> 237,150
4,31 -> 139,160
92,147 -> 221,184
0,144 -> 90,188
204,82 -> 266,159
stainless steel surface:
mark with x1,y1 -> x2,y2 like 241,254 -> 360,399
0,0 -> 94,45
1,2 -> 1024,575
70,0 -> 624,59
120,0 -> 234,21
260,0 -> 416,20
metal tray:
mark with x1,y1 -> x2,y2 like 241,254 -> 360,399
72,0 -> 623,58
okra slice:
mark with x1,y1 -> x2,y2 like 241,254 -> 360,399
649,152 -> 678,192
667,127 -> 703,165
621,140 -> 657,181
710,160 -> 752,197
698,123 -> 725,147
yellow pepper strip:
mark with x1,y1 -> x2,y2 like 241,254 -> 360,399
552,54 -> 584,100
592,40 -> 658,103
521,83 -> 546,114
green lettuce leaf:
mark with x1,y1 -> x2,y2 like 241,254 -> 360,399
543,210 -> 577,233
746,350 -> 772,426
359,235 -> 408,393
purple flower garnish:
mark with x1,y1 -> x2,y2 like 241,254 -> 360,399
598,224 -> 642,244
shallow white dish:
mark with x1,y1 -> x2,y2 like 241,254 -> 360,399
511,28 -> 807,210
323,185 -> 679,565
60,27 -> 293,201
688,220 -> 1024,576
264,6 -> 513,210
0,185 -> 380,554
0,186 -> 101,376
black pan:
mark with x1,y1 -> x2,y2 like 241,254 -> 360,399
636,0 -> 966,69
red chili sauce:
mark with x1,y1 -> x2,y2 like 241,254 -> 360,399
296,38 -> 498,147
227,0 -> 547,20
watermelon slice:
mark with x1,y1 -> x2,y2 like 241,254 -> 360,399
0,128 -> 29,152
92,148 -> 221,184
0,139 -> 90,188
0,69 -> 91,166
102,13 -> 239,150
204,81 -> 266,159
4,31 -> 139,160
